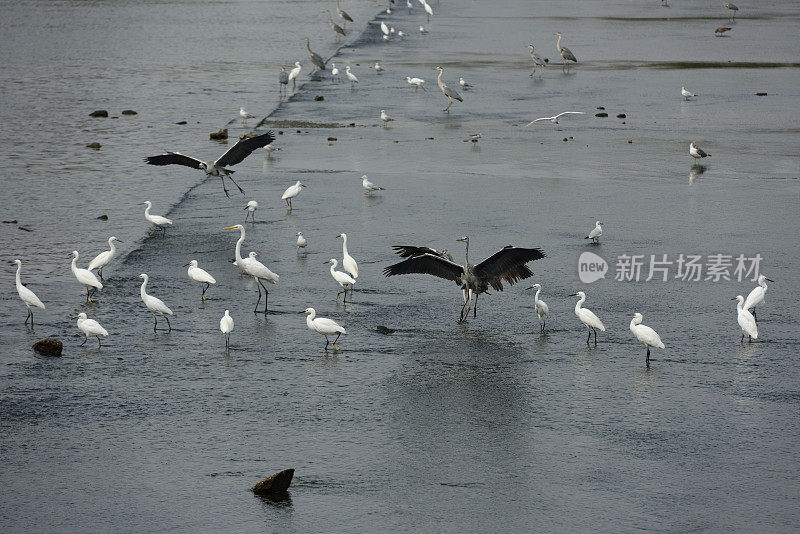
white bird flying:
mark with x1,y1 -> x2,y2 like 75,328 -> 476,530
585,221 -> 603,244
71,251 -> 102,302
629,313 -> 665,364
570,291 -> 605,344
281,180 -> 306,210
733,295 -> 758,342
380,109 -> 394,127
138,273 -> 173,332
361,174 -> 385,194
14,259 -> 45,326
145,131 -> 275,197
681,86 -> 697,100
743,274 -> 774,321
185,259 -> 216,301
296,232 -> 307,253
220,310 -> 233,349
77,312 -> 108,347
406,76 -> 426,90
244,200 -> 258,222
327,258 -> 356,301
525,111 -> 585,126
304,307 -> 346,350
337,233 -> 359,279
525,283 -> 549,332
690,141 -> 711,160
143,201 -> 173,235
87,236 -> 121,281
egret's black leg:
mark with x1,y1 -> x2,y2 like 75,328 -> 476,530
24,308 -> 31,325
153,314 -> 158,332
593,328 -> 598,345
202,283 -> 209,301
586,328 -> 591,344
97,336 -> 102,348
741,333 -> 745,343
259,280 -> 270,313
752,308 -> 757,323
474,294 -> 478,318
748,334 -> 752,343
225,334 -> 229,349
333,333 -> 341,349
98,267 -> 104,281
86,287 -> 91,302
80,336 -> 87,346
646,347 -> 650,365
324,336 -> 330,349
164,316 -> 171,332
254,283 -> 262,313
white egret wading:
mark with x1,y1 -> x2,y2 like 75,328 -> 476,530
220,310 -> 233,349
288,61 -> 302,89
327,258 -> 356,301
406,76 -> 426,90
733,295 -> 758,342
337,233 -> 359,280
244,200 -> 258,222
223,224 -> 279,313
14,259 -> 45,326
303,307 -> 346,350
143,201 -> 173,236
71,251 -> 103,302
570,291 -> 605,344
87,236 -> 121,281
629,313 -> 664,364
345,66 -> 359,86
139,273 -> 173,332
525,283 -> 549,332
77,312 -> 108,347
743,274 -> 773,321
281,181 -> 306,210
185,260 -> 216,301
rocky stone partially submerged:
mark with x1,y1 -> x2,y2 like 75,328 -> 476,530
209,128 -> 228,140
89,110 -> 108,117
252,469 -> 294,495
33,339 -> 63,357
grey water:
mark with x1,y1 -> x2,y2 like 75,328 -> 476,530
2,0 -> 800,531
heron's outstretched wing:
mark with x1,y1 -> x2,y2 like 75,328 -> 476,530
383,253 -> 463,285
215,131 -> 276,167
474,246 -> 546,291
391,245 -> 446,258
145,152 -> 204,169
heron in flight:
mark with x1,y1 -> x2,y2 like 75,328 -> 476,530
433,66 -> 463,113
145,131 -> 275,197
301,37 -> 326,74
384,237 -> 546,323
526,111 -> 585,126
554,32 -> 577,71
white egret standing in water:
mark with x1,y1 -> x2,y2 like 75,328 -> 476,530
281,181 -> 306,210
244,200 -> 258,222
303,307 -> 346,350
223,225 -> 279,313
14,259 -> 45,326
71,251 -> 103,302
142,201 -> 173,236
139,273 -> 173,332
220,310 -> 233,350
87,236 -> 121,281
337,233 -> 359,280
77,312 -> 108,347
327,258 -> 356,301
570,291 -> 605,344
629,313 -> 665,365
733,295 -> 758,342
743,274 -> 773,321
185,260 -> 216,301
525,283 -> 549,332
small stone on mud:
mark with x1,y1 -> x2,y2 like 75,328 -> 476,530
617,113 -> 626,118
327,137 -> 337,141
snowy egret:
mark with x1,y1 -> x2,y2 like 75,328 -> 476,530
421,0 -> 433,22
585,221 -> 603,244
138,273 -> 173,332
281,180 -> 306,210
723,1 -> 738,19
327,258 -> 356,301
244,200 -> 258,222
87,236 -> 121,281
733,295 -> 758,342
143,201 -> 173,236
239,107 -> 255,126
220,310 -> 233,349
525,283 -> 549,332
554,32 -> 577,71
526,111 -> 585,126
14,259 -> 45,326
743,274 -> 773,321
406,76 -> 426,90
288,61 -> 302,89
71,251 -> 103,302
185,260 -> 216,301
374,62 -> 384,74
303,307 -> 346,350
681,87 -> 697,100
337,233 -> 359,279
570,291 -> 605,344
459,77 -> 472,90
527,44 -> 546,77
223,225 -> 279,313
361,175 -> 385,194
296,232 -> 307,253
331,63 -> 340,82
385,237 -> 546,323
380,109 -> 394,128
301,37 -> 326,74
279,66 -> 288,95
345,65 -> 359,86
433,66 -> 463,113
690,141 -> 711,160
629,313 -> 665,364
336,0 -> 353,28
77,312 -> 108,347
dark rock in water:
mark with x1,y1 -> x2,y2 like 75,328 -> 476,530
209,128 -> 228,140
121,109 -> 137,115
33,339 -> 63,357
327,137 -> 337,141
277,130 -> 284,135
239,132 -> 258,139
3,220 -> 18,224
562,138 -> 568,142
90,110 -> 109,117
596,106 -> 605,110
617,113 -> 626,118
755,92 -> 767,96
252,469 -> 294,495
595,112 -> 608,117
628,139 -> 633,144
18,226 -> 31,232
544,58 -> 549,63
97,214 -> 108,220
348,123 -> 355,127
376,325 -> 395,335
314,95 -> 324,101
86,142 -> 102,149
176,120 -> 188,125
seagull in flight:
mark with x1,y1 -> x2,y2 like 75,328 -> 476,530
145,131 -> 275,197
526,111 -> 585,126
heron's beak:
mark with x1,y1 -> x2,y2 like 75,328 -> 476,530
525,286 -> 534,290
222,226 -> 237,230
765,278 -> 775,282
300,184 -> 307,188
183,263 -> 191,267
731,297 -> 738,301
569,293 -> 578,297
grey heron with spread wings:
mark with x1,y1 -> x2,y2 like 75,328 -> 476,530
145,130 -> 275,197
384,237 -> 546,323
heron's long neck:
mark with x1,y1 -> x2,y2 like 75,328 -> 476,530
306,40 -> 312,53
15,263 -> 21,287
437,69 -> 444,88
341,236 -> 348,256
574,295 -> 585,312
557,34 -> 562,50
235,230 -> 245,263
330,263 -> 337,276
140,278 -> 148,299
534,288 -> 541,304
108,240 -> 116,254
71,256 -> 78,274
144,205 -> 151,217
463,240 -> 469,264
